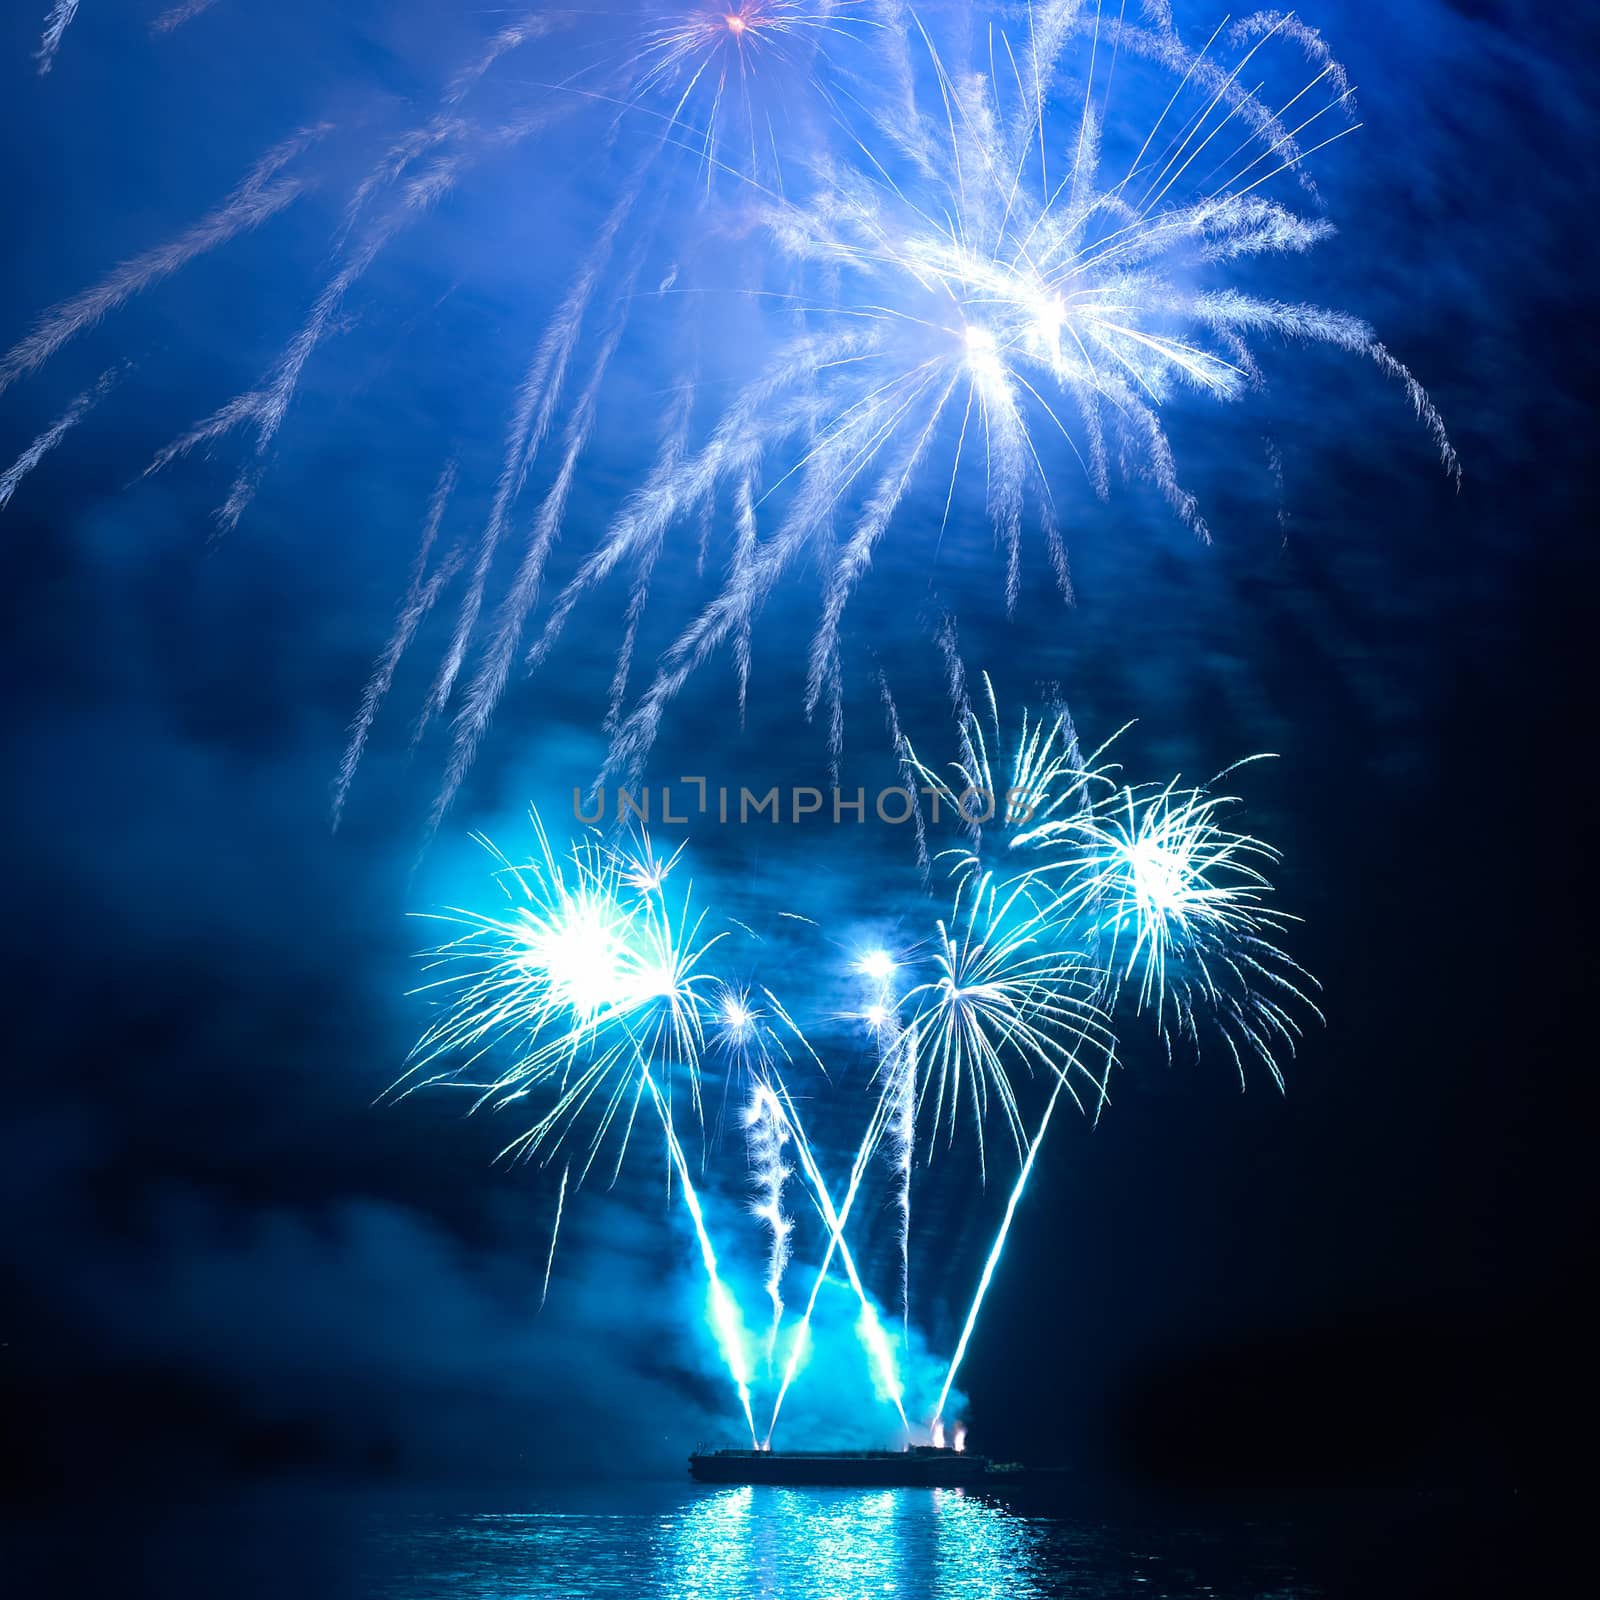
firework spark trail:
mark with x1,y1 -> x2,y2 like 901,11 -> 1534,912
525,329 -> 857,687
428,244 -> 647,833
849,949 -> 916,1338
768,1081 -> 908,1433
151,0 -> 220,33
331,461 -> 461,829
645,1067 -> 757,1445
890,1022 -> 916,1339
335,13 -> 572,251
1102,6 -> 1353,208
595,356 -> 1031,775
540,1162 -> 570,1308
598,532 -> 788,782
418,180 -> 643,750
0,366 -> 118,513
932,1053 -> 1076,1428
761,1094 -> 889,1446
803,371 -> 964,740
728,470 -> 761,720
337,118 -> 465,249
186,109 -> 543,527
878,673 -> 930,872
745,1082 -> 794,1367
34,0 -> 78,74
599,366 -> 892,782
604,364 -> 701,732
342,1 -> 852,730
758,1081 -> 902,1446
446,12 -> 564,106
0,129 -> 321,399
148,36 -> 575,532
151,157 -> 470,532
1182,293 -> 1456,478
862,0 -> 936,174
936,617 -> 979,787
606,516 -> 669,733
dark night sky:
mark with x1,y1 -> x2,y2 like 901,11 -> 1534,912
0,0 -> 1593,1531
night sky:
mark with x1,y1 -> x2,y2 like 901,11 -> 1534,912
0,0 -> 1592,1552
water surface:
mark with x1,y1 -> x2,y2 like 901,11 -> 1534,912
363,1483 -> 1317,1599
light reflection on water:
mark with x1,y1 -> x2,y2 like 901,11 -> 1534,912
368,1485 -> 1318,1599
668,1486 -> 1051,1599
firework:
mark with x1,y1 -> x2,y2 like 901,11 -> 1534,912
6,6 -> 1453,810
903,867 -> 1112,1179
1021,766 -> 1323,1088
398,814 -> 722,1179
396,699 -> 1320,1441
894,674 -> 1321,1430
855,947 -> 898,986
713,984 -> 771,1082
601,2 -> 1454,776
397,812 -> 913,1444
142,28 -> 577,539
897,667 -> 1319,1092
744,1082 -> 794,1364
398,810 -> 765,1439
624,2 -> 871,180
